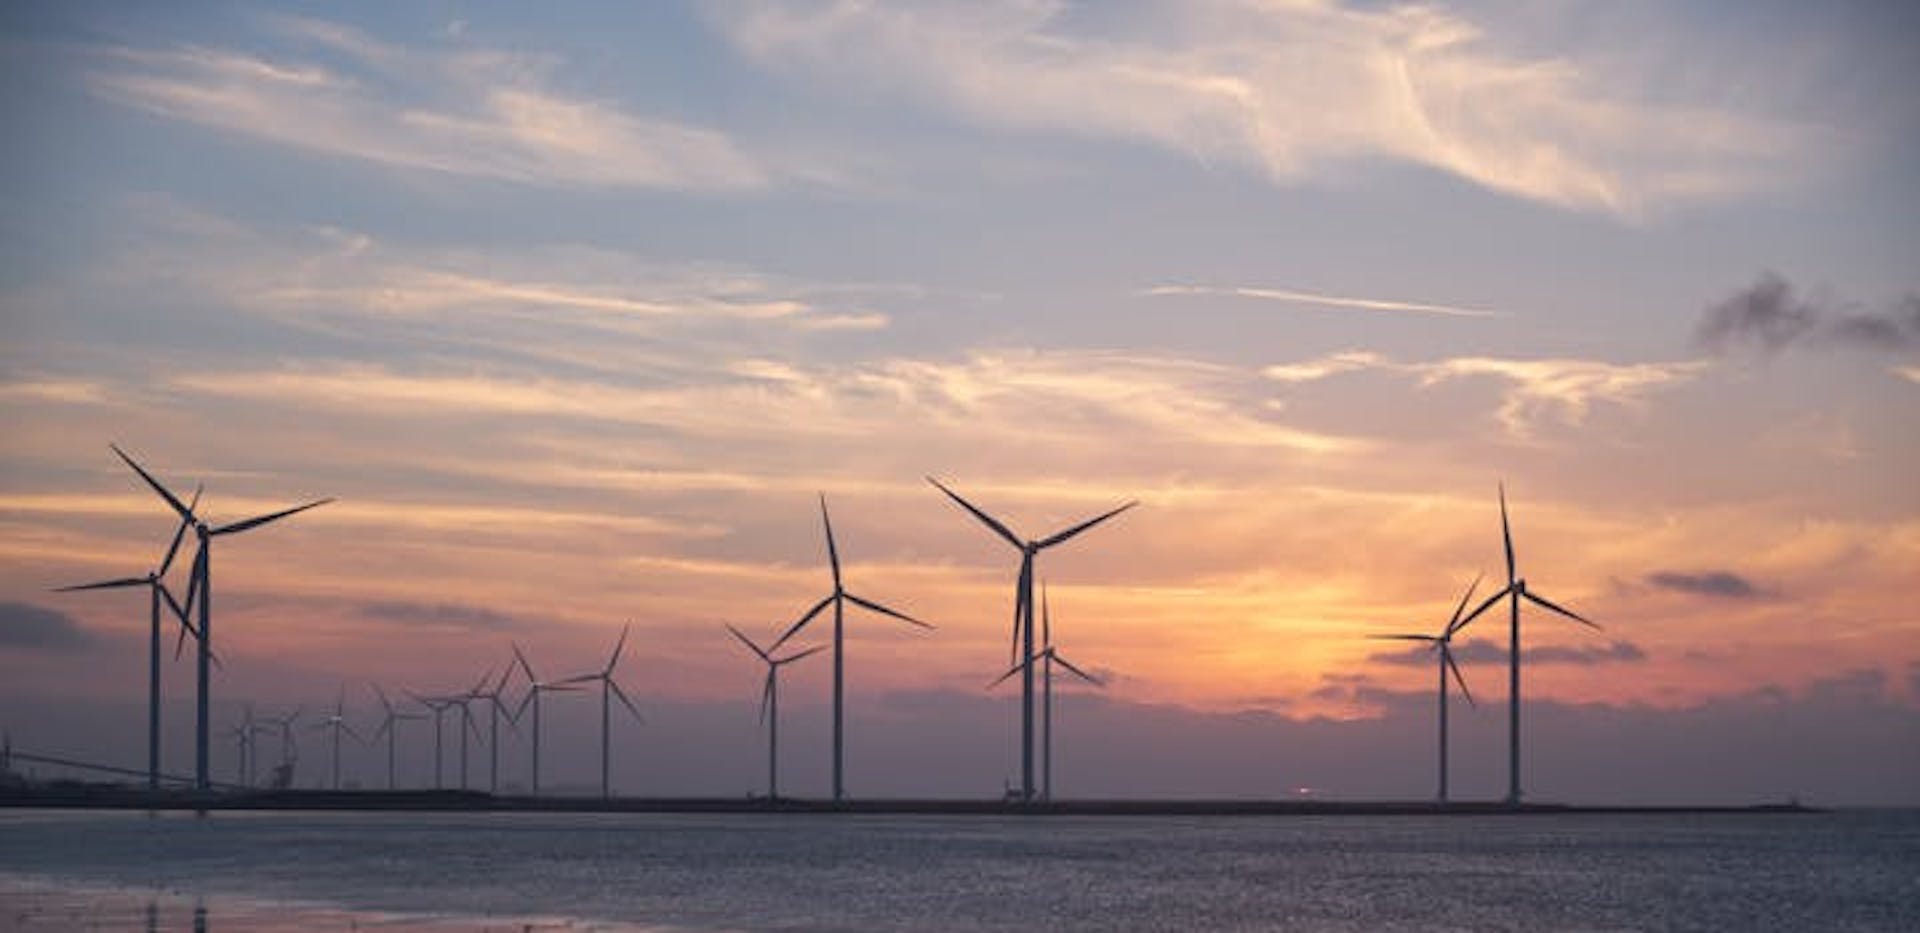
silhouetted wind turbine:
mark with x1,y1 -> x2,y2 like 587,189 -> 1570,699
468,663 -> 520,794
771,495 -> 931,802
727,624 -> 825,800
512,644 -> 583,796
1454,484 -> 1599,804
109,443 -> 332,792
989,584 -> 1103,802
928,478 -> 1133,802
223,704 -> 256,787
309,685 -> 364,790
53,485 -> 202,791
406,690 -> 456,790
1368,575 -> 1481,802
259,707 -> 301,786
560,625 -> 643,799
370,684 -> 426,790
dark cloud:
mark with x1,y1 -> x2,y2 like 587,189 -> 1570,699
1369,638 -> 1646,667
0,602 -> 95,650
1646,570 -> 1766,600
358,600 -> 524,631
1694,272 -> 1920,355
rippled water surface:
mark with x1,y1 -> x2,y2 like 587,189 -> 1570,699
2,808 -> 1916,931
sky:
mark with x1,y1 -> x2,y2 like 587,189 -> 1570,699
1,0 -> 1916,803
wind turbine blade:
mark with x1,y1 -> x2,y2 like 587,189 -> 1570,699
1499,482 -> 1515,584
1522,589 -> 1600,630
210,498 -> 334,536
111,444 -> 195,522
926,477 -> 1022,550
845,592 -> 932,629
1051,653 -> 1103,687
557,672 -> 602,686
758,673 -> 773,725
1011,553 -> 1031,666
491,663 -> 513,695
182,545 -> 203,621
1450,586 -> 1513,636
610,680 -> 643,723
1368,634 -> 1440,642
468,667 -> 494,696
53,576 -> 151,592
157,582 -> 189,622
1035,500 -> 1138,549
771,594 -> 834,650
511,690 -> 533,722
173,617 -> 192,661
986,660 -> 1027,690
343,723 -> 366,744
1445,573 -> 1484,635
819,493 -> 842,590
157,485 -> 203,577
773,644 -> 828,666
1444,646 -> 1475,707
604,623 -> 631,675
511,643 -> 537,684
403,689 -> 434,710
726,623 -> 772,662
372,719 -> 392,742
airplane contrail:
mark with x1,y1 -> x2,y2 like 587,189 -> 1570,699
1144,284 -> 1507,318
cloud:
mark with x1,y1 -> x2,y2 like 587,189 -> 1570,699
0,602 -> 96,651
1145,285 -> 1505,318
1369,637 -> 1646,667
1645,570 -> 1766,600
712,0 -> 1803,215
88,17 -> 767,191
357,600 -> 525,632
1694,273 -> 1920,356
1263,349 -> 1703,437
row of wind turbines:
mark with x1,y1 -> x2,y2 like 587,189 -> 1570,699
57,444 -> 1596,804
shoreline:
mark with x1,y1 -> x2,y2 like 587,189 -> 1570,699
0,788 -> 1822,816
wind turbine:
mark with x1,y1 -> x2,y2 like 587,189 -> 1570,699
370,684 -> 426,790
770,495 -> 931,802
727,624 -> 826,800
560,625 -> 643,799
468,663 -> 520,794
223,704 -> 256,787
109,443 -> 332,792
53,485 -> 202,791
512,644 -> 583,796
308,685 -> 364,790
259,708 -> 302,788
1453,483 -> 1600,804
988,584 -> 1103,802
406,690 -> 456,790
1368,575 -> 1482,803
927,478 -> 1133,802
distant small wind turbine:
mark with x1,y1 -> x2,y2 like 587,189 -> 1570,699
1368,575 -> 1481,802
560,625 -> 643,799
259,707 -> 302,787
222,704 -> 256,787
989,584 -> 1103,802
1453,484 -> 1600,804
771,495 -> 931,802
110,443 -> 332,792
370,684 -> 426,790
727,624 -> 825,800
928,478 -> 1133,802
467,663 -> 520,794
53,484 -> 203,792
406,690 -> 458,790
512,644 -> 584,797
308,685 -> 364,790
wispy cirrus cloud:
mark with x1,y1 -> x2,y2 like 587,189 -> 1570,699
711,0 -> 1804,215
1263,350 -> 1704,437
88,16 -> 767,191
1146,285 -> 1505,318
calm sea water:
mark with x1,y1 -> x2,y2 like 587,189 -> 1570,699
1,808 -> 1915,931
